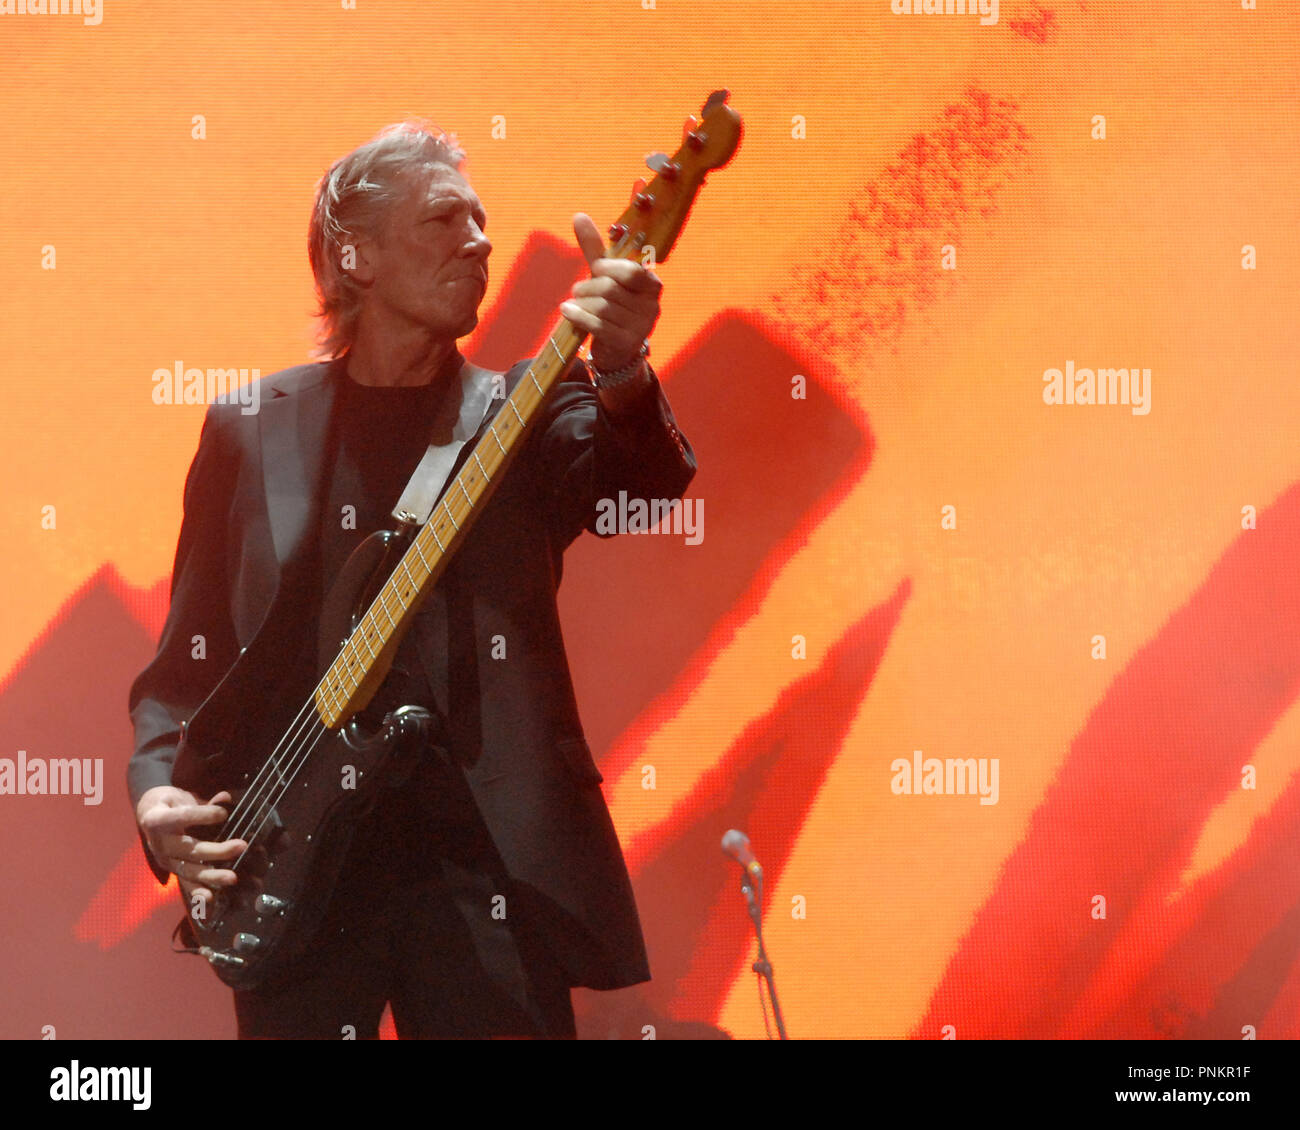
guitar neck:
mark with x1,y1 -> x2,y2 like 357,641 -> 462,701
311,320 -> 585,727
307,89 -> 742,730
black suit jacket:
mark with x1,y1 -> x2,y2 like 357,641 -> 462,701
126,352 -> 696,990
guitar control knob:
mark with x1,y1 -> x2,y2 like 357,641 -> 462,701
233,933 -> 262,953
255,894 -> 288,915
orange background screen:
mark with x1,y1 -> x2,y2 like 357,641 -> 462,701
1,0 -> 1298,1039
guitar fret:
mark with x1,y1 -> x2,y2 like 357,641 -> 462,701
340,638 -> 361,675
343,638 -> 363,677
399,558 -> 417,594
294,87 -> 740,731
319,367 -> 539,726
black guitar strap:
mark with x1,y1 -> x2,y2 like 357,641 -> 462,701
389,358 -> 500,528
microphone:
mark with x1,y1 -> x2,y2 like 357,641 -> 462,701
722,829 -> 789,1037
721,829 -> 763,882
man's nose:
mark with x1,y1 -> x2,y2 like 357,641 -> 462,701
464,224 -> 491,258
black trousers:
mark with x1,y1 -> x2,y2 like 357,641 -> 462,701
232,747 -> 575,1040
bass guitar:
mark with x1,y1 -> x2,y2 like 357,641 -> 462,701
169,90 -> 742,988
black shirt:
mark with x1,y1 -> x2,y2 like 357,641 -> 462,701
317,359 -> 485,883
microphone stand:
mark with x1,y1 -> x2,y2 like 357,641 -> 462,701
740,870 -> 788,1039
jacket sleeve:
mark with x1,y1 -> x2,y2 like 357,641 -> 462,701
126,405 -> 242,884
530,357 -> 697,549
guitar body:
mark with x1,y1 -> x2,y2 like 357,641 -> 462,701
171,527 -> 436,990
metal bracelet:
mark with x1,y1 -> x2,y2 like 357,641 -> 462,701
593,341 -> 651,389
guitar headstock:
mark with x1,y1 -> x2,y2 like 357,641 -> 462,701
605,88 -> 742,266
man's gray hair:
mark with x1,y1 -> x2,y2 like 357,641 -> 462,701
308,120 -> 467,359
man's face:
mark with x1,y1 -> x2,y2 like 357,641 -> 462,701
354,164 -> 491,341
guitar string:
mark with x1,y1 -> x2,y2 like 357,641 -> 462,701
215,481 -> 442,857
220,435 -> 483,864
219,576 -> 393,842
215,359 -> 509,849
216,392 -> 499,856
220,535 -> 433,863
220,559 -> 420,869
210,325 -> 581,870
212,375 -> 535,861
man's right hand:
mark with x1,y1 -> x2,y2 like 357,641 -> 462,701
135,786 -> 247,912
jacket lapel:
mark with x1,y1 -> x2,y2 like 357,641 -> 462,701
259,357 -> 343,574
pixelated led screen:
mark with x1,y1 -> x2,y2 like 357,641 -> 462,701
2,0 -> 1298,1040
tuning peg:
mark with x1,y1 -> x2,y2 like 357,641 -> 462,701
682,114 -> 705,153
645,152 -> 681,181
631,177 -> 653,211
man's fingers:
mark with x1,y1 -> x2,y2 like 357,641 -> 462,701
174,858 -> 239,887
559,299 -> 640,348
564,293 -> 642,332
563,219 -> 660,366
185,800 -> 231,825
179,881 -> 217,913
583,257 -> 662,294
572,214 -> 663,290
570,275 -> 647,314
154,831 -> 246,882
571,212 -> 606,270
558,300 -> 600,336
167,836 -> 247,863
599,263 -> 662,294
140,807 -> 194,836
141,793 -> 230,828
560,306 -> 643,359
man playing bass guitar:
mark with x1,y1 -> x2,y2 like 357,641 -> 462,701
127,120 -> 697,1039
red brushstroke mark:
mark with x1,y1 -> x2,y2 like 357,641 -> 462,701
0,566 -> 166,696
773,85 -> 1031,376
561,307 -> 871,760
1009,3 -> 1059,44
74,844 -> 175,949
575,584 -> 912,1037
915,480 -> 1300,1039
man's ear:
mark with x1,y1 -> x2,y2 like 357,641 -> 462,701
347,235 -> 380,286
